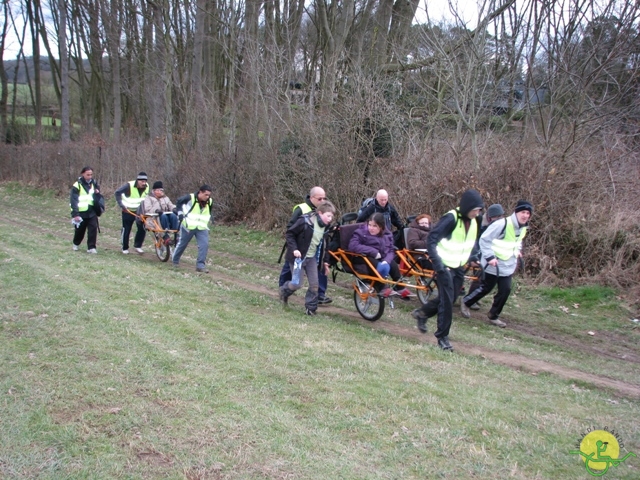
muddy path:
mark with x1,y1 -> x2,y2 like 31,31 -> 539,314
4,214 -> 639,399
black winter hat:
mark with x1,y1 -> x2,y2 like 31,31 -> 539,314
152,181 -> 163,190
136,172 -> 148,180
515,200 -> 534,214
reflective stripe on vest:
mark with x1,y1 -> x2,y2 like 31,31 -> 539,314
183,194 -> 211,230
121,181 -> 149,209
436,209 -> 478,268
294,202 -> 313,214
492,219 -> 527,260
71,181 -> 95,212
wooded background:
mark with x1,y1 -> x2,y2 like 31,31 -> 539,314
0,0 -> 639,294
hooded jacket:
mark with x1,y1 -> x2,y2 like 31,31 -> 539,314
426,189 -> 483,272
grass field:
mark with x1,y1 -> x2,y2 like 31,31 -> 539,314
0,182 -> 638,479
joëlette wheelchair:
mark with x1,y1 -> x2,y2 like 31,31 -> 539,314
126,210 -> 180,262
327,214 -> 434,321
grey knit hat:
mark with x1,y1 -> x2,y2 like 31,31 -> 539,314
486,204 -> 505,218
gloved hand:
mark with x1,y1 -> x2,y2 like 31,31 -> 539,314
156,209 -> 163,214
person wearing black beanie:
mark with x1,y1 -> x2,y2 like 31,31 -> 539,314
460,200 -> 533,328
115,172 -> 150,254
411,189 -> 484,351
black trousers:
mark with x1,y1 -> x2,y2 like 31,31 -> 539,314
419,267 -> 465,339
121,211 -> 146,250
73,215 -> 98,250
463,272 -> 512,320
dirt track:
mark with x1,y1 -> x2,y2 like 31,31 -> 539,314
199,255 -> 640,400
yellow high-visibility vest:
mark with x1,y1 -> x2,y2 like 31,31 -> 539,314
492,219 -> 527,260
183,194 -> 212,230
436,209 -> 478,268
121,181 -> 149,210
71,181 -> 94,212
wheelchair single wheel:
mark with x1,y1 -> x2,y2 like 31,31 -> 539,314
154,232 -> 171,262
353,279 -> 385,321
416,276 -> 434,305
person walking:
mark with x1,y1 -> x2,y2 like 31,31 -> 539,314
411,189 -> 484,351
278,187 -> 333,304
460,200 -> 533,328
115,172 -> 149,254
70,166 -> 101,254
462,203 -> 505,313
279,201 -> 336,315
172,185 -> 214,273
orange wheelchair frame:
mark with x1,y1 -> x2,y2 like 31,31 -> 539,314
328,221 -> 435,321
125,210 -> 180,262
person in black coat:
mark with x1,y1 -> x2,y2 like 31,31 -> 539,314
411,189 -> 484,351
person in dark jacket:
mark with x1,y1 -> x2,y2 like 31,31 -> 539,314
356,189 -> 404,232
406,214 -> 433,269
411,189 -> 484,351
278,187 -> 332,304
348,213 -> 411,298
279,201 -> 336,315
70,166 -> 100,253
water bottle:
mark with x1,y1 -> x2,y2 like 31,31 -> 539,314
291,258 -> 303,286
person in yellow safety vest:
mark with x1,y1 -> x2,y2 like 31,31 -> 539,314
460,200 -> 533,328
411,189 -> 484,351
278,186 -> 333,304
115,172 -> 150,254
70,166 -> 100,253
172,185 -> 214,273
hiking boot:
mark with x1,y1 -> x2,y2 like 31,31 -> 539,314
72,244 -> 79,251
437,336 -> 454,351
305,308 -> 317,316
460,302 -> 471,318
196,267 -> 210,273
470,303 -> 481,310
411,309 -> 428,334
87,248 -> 97,254
318,297 -> 333,305
490,318 -> 507,328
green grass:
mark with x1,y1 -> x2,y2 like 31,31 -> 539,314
0,182 -> 639,479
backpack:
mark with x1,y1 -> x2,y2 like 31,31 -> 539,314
92,192 -> 105,217
357,197 -> 375,218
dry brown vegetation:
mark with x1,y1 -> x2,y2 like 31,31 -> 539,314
1,109 -> 639,299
